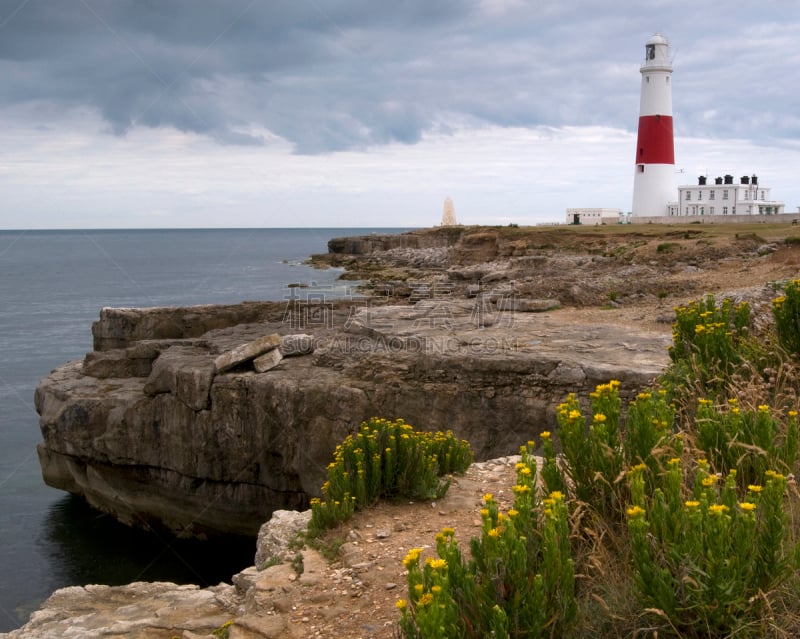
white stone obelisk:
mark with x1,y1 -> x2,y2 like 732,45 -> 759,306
441,197 -> 457,226
632,34 -> 675,217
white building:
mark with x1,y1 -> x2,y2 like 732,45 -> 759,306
566,208 -> 624,225
667,174 -> 785,217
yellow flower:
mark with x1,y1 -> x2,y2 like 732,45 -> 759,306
789,410 -> 798,418
519,466 -> 531,476
426,558 -> 447,570
701,477 -> 716,487
418,593 -> 434,607
541,431 -> 551,439
627,505 -> 646,518
414,584 -> 424,593
512,484 -> 531,494
396,599 -> 407,610
594,413 -> 607,423
668,457 -> 681,466
515,462 -> 525,470
431,585 -> 442,595
568,409 -> 581,420
685,500 -> 700,508
487,527 -> 501,539
748,484 -> 763,493
507,509 -> 519,518
758,404 -> 770,413
483,493 -> 494,503
480,508 -> 490,517
440,527 -> 455,537
739,502 -> 757,512
402,548 -> 423,567
709,504 -> 729,515
549,491 -> 564,501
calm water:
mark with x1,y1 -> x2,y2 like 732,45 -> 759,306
0,227 -> 408,631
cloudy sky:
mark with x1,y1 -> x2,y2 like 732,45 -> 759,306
1,0 -> 798,229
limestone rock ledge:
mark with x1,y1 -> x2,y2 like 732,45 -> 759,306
0,581 -> 239,639
34,299 -> 671,538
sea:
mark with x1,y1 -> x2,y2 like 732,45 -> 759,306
0,227 -> 410,632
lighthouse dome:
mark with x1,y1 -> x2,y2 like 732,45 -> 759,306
646,33 -> 668,46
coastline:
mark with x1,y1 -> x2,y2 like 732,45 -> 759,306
10,222 -> 800,637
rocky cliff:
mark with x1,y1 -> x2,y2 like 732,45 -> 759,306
37,222 -> 798,539
35,295 -> 670,538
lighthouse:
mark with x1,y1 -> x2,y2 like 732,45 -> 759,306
632,34 -> 675,217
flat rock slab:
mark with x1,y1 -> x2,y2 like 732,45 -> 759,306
254,348 -> 283,373
214,334 -> 281,373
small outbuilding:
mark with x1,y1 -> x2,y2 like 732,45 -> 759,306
566,208 -> 623,226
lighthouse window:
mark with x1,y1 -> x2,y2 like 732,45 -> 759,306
647,44 -> 655,60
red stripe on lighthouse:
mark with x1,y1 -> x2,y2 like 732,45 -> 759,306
635,114 -> 674,164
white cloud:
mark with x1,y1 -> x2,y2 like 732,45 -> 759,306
1,1 -> 798,228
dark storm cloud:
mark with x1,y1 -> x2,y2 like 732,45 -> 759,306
1,0 -> 797,152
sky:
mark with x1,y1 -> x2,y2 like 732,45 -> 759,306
1,0 -> 798,229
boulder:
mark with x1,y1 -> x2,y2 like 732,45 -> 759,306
253,348 -> 283,373
254,510 -> 312,569
279,334 -> 315,357
214,334 -> 281,373
143,346 -> 216,410
496,298 -> 561,312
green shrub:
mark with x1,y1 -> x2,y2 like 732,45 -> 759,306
669,295 -> 752,389
398,442 -> 576,639
628,462 -> 797,636
309,417 -> 472,534
773,279 -> 800,356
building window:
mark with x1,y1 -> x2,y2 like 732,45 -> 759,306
698,191 -> 703,200
709,191 -> 715,200
710,206 -> 715,215
744,191 -> 749,200
685,191 -> 691,200
723,190 -> 729,200
723,206 -> 728,215
761,191 -> 765,200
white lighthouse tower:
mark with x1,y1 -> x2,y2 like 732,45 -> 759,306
632,33 -> 675,217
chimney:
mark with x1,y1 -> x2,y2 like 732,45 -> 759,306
724,174 -> 734,185
698,176 -> 707,185
740,176 -> 750,185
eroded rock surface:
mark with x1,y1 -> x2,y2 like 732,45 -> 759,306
35,296 -> 670,538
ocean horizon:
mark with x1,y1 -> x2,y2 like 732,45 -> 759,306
0,227 -> 412,631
